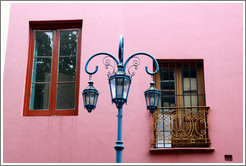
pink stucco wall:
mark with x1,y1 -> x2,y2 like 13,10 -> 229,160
3,3 -> 244,163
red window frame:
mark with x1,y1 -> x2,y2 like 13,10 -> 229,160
23,20 -> 82,116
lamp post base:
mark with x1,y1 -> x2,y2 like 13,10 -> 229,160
114,141 -> 124,163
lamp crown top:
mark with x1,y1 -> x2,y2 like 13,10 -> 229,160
88,80 -> 94,86
115,65 -> 125,75
117,63 -> 123,69
145,81 -> 158,91
150,81 -> 155,86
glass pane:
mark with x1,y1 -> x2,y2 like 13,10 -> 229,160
161,81 -> 175,90
161,96 -> 175,107
59,31 -> 78,56
83,92 -> 86,106
56,83 -> 76,109
183,92 -> 198,107
161,91 -> 175,97
123,79 -> 130,99
183,78 -> 197,91
32,58 -> 52,82
57,57 -> 77,82
155,93 -> 159,106
110,78 -> 116,99
94,93 -> 98,106
116,78 -> 124,98
145,93 -> 149,106
160,69 -> 174,80
183,69 -> 197,78
85,93 -> 89,105
29,83 -> 50,110
149,93 -> 155,105
89,92 -> 95,105
183,69 -> 197,91
34,31 -> 53,57
183,95 -> 198,106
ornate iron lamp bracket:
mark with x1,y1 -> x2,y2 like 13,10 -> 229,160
123,52 -> 159,77
85,52 -> 119,75
84,35 -> 159,78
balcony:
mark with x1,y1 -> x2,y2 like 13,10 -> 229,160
151,106 -> 211,149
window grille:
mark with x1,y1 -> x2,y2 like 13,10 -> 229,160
153,60 -> 210,148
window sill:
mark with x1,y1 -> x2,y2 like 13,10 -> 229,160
150,147 -> 214,153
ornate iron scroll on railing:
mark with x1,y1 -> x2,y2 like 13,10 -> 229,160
152,106 -> 210,148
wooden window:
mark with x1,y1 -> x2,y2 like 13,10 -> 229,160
23,20 -> 82,116
153,60 -> 210,148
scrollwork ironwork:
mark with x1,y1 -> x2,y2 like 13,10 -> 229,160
153,107 -> 210,147
123,52 -> 159,76
85,52 -> 119,75
103,56 -> 117,77
126,56 -> 140,78
84,35 -> 159,79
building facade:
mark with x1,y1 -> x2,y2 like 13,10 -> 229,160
3,2 -> 244,163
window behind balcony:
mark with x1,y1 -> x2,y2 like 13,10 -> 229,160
153,60 -> 210,148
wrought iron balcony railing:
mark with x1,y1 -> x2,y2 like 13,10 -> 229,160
152,106 -> 210,148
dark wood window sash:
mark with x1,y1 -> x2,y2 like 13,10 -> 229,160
152,60 -> 210,149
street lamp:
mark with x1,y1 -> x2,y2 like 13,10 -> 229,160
144,81 -> 161,114
108,64 -> 131,109
82,35 -> 160,163
82,80 -> 99,113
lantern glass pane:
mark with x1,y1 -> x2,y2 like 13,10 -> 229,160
89,92 -> 95,105
145,93 -> 149,106
155,93 -> 159,106
94,93 -> 98,106
116,78 -> 124,98
110,78 -> 116,99
123,79 -> 130,99
149,93 -> 155,105
85,93 -> 89,105
83,93 -> 86,106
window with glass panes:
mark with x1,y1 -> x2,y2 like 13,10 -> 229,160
23,20 -> 82,116
153,60 -> 210,148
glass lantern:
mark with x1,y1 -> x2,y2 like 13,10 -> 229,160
144,81 -> 161,113
109,65 -> 131,109
82,80 -> 99,113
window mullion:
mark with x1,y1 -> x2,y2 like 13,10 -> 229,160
176,65 -> 182,107
49,30 -> 59,115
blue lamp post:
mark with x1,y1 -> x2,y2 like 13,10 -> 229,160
82,35 -> 160,163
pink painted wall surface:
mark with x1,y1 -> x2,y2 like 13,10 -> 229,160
3,3 -> 244,163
